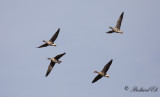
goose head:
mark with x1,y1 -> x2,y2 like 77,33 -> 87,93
109,27 -> 113,29
94,71 -> 99,73
47,58 -> 52,60
43,40 -> 46,42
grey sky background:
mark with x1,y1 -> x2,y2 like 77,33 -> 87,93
0,0 -> 160,97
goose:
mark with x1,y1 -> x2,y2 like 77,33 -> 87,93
45,52 -> 66,77
37,28 -> 60,48
92,59 -> 113,83
106,12 -> 124,34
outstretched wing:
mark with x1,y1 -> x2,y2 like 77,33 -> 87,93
37,43 -> 48,48
92,74 -> 102,83
45,61 -> 55,77
101,59 -> 113,73
116,12 -> 124,29
55,52 -> 66,60
49,28 -> 60,42
106,30 -> 114,33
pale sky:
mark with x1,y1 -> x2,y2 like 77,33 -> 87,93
0,0 -> 160,97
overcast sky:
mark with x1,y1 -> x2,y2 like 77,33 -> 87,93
0,0 -> 160,97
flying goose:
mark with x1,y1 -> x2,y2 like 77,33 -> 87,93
92,59 -> 113,83
37,28 -> 60,48
45,52 -> 66,77
106,12 -> 124,34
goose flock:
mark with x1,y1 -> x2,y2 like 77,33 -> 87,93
37,12 -> 124,83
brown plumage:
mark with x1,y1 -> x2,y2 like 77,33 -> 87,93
116,12 -> 124,29
106,12 -> 124,34
92,59 -> 113,83
37,28 -> 60,48
45,52 -> 66,77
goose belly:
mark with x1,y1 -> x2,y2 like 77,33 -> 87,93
51,59 -> 59,63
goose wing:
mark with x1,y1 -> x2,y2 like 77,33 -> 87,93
106,30 -> 114,33
55,52 -> 66,60
49,28 -> 60,42
37,43 -> 48,48
116,12 -> 124,29
92,74 -> 102,83
101,59 -> 113,73
45,61 -> 55,77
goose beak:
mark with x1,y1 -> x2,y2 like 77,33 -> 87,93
47,58 -> 51,60
109,27 -> 113,29
94,71 -> 98,73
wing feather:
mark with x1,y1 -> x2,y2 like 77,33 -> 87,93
92,74 -> 102,83
37,43 -> 48,48
101,59 -> 113,73
49,28 -> 60,42
55,52 -> 66,60
45,61 -> 55,77
116,12 -> 124,29
106,30 -> 114,33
